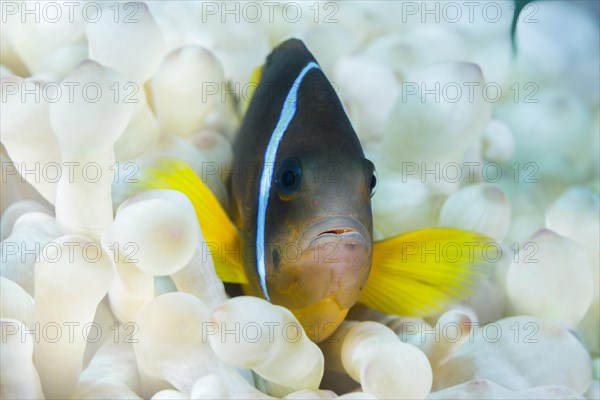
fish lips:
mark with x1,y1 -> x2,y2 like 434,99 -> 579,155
301,216 -> 372,254
268,216 -> 372,310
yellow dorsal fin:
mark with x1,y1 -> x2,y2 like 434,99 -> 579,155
138,158 -> 248,284
360,228 -> 492,316
241,64 -> 263,115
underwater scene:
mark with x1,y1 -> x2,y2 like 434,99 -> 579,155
1,1 -> 599,399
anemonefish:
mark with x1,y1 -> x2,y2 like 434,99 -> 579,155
140,39 -> 489,342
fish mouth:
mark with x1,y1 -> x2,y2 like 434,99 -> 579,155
269,215 -> 372,312
300,216 -> 371,254
267,215 -> 372,312
316,228 -> 357,236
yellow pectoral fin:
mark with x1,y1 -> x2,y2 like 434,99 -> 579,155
359,228 -> 492,316
137,158 -> 248,285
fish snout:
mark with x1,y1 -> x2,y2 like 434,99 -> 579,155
304,216 -> 372,254
267,216 -> 372,341
301,219 -> 371,307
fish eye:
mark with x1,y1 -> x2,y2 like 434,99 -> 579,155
363,159 -> 377,197
369,168 -> 378,197
275,157 -> 302,200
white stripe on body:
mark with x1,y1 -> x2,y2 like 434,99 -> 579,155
256,61 -> 320,301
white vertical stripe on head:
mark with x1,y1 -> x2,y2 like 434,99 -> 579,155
256,61 -> 320,301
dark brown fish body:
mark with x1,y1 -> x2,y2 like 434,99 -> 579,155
141,40 -> 489,344
227,39 -> 376,341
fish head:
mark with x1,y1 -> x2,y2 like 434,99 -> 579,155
260,96 -> 376,342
